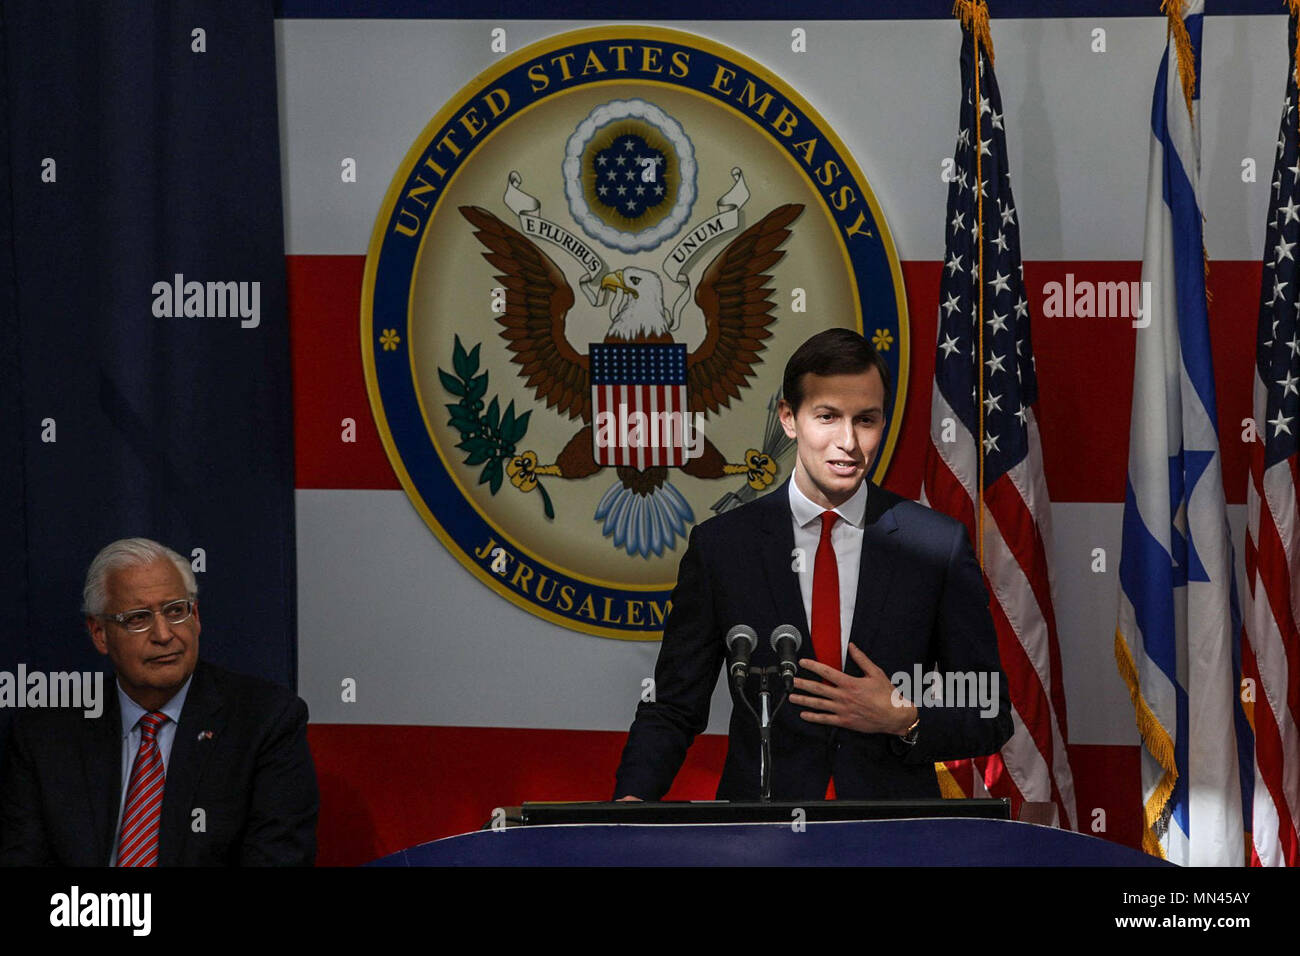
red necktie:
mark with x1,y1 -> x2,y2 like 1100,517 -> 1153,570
812,511 -> 842,671
117,711 -> 169,867
812,511 -> 841,800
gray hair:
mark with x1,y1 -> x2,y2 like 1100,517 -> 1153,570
82,538 -> 198,616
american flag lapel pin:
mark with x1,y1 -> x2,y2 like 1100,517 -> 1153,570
198,730 -> 214,741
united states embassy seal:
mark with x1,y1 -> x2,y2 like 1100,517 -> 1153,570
361,26 -> 909,640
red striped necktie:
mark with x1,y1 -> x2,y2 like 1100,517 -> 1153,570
117,711 -> 169,867
812,510 -> 841,799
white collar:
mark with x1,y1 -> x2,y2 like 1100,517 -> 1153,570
117,673 -> 192,737
787,471 -> 868,530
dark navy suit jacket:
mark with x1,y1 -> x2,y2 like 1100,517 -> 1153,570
0,659 -> 318,866
614,478 -> 1013,801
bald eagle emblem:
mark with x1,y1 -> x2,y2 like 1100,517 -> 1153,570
457,202 -> 804,558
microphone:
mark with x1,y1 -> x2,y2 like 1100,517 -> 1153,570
725,625 -> 758,693
769,624 -> 803,690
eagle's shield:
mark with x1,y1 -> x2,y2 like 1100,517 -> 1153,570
590,343 -> 690,469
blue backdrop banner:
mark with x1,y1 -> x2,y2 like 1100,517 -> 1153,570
0,0 -> 297,700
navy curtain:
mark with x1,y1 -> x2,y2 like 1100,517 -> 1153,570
0,1 -> 296,703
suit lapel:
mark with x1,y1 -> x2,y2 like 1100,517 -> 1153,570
82,684 -> 122,865
845,482 -> 900,677
756,479 -> 812,649
159,662 -> 227,865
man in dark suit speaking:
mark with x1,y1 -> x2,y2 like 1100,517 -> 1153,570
0,538 -> 318,865
614,328 -> 1013,801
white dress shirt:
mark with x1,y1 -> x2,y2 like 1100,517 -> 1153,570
788,474 -> 868,667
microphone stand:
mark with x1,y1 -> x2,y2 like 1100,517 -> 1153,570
758,667 -> 774,801
729,665 -> 789,802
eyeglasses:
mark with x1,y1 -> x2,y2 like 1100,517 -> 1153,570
101,599 -> 195,633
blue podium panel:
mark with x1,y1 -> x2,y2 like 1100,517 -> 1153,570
370,819 -> 1170,867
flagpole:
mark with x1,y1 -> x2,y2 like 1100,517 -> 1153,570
955,0 -> 993,567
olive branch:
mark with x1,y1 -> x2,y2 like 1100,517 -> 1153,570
438,335 -> 554,519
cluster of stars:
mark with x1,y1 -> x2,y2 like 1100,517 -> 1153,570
591,343 -> 687,385
593,137 -> 668,217
1259,89 -> 1300,453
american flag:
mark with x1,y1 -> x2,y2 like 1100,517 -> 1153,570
1243,8 -> 1300,868
920,4 -> 1078,830
590,343 -> 689,468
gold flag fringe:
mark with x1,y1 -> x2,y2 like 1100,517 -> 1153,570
952,0 -> 994,63
935,762 -> 969,800
1162,0 -> 1197,124
1290,0 -> 1300,92
1114,629 -> 1179,859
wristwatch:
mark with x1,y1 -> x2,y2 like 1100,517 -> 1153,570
898,714 -> 920,746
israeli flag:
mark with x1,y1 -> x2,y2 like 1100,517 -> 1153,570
1114,1 -> 1245,866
